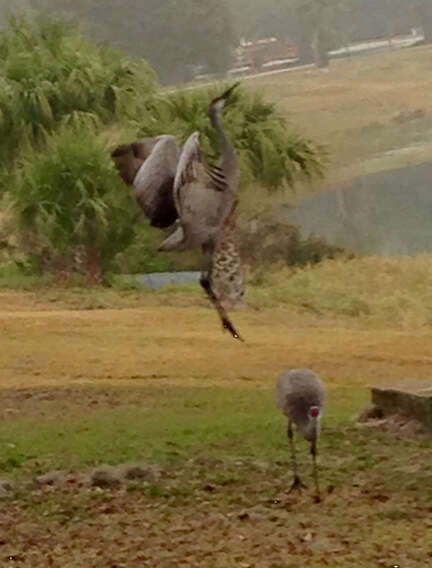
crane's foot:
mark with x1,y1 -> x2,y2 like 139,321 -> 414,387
222,317 -> 244,342
288,475 -> 307,493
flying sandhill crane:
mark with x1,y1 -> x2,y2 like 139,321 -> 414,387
111,83 -> 243,341
276,368 -> 326,502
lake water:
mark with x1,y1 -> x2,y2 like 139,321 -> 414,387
287,162 -> 432,256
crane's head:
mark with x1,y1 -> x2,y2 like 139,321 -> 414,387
301,405 -> 322,442
309,406 -> 320,419
210,82 -> 240,113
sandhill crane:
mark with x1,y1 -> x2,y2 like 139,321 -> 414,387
276,368 -> 326,501
111,84 -> 243,341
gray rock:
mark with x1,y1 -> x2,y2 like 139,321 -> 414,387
0,479 -> 15,498
36,471 -> 64,487
357,405 -> 384,422
91,466 -> 122,489
371,379 -> 432,432
120,465 -> 156,482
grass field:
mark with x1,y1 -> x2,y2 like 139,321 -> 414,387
248,44 -> 432,186
1,270 -> 432,566
2,44 -> 432,567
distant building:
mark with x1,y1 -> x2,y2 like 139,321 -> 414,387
232,37 -> 299,73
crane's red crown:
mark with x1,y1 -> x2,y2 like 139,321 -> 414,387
309,406 -> 320,418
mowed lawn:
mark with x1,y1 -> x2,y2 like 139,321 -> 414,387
1,289 -> 432,566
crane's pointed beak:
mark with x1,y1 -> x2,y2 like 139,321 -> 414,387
210,82 -> 241,109
220,81 -> 241,101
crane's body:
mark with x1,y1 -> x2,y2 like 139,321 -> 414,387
159,84 -> 240,254
276,368 -> 326,501
111,84 -> 243,341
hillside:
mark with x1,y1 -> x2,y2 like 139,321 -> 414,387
248,44 -> 432,187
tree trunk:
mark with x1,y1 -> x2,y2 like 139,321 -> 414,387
294,4 -> 315,64
418,1 -> 432,43
313,27 -> 330,69
85,245 -> 104,286
211,208 -> 246,310
297,37 -> 314,64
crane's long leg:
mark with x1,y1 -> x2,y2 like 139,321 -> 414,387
310,439 -> 321,502
287,419 -> 306,493
199,244 -> 244,341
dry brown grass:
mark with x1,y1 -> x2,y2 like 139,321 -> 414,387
248,45 -> 432,185
1,291 -> 432,566
1,290 -> 432,391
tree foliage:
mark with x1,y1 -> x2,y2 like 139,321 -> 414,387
228,0 -> 421,42
12,120 -> 137,282
0,15 -> 156,168
0,13 -> 327,279
138,85 -> 326,192
228,0 -> 424,65
21,0 -> 237,84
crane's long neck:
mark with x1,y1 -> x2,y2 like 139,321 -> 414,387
302,415 -> 321,442
209,103 -> 237,179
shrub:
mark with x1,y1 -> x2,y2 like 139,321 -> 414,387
241,215 -> 351,268
11,120 -> 137,283
0,15 -> 157,173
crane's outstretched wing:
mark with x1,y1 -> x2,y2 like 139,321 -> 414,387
133,135 -> 180,228
112,135 -> 180,229
111,144 -> 144,186
171,132 -> 235,244
174,132 -> 227,202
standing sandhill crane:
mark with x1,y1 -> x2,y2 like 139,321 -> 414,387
276,368 -> 326,501
111,84 -> 243,341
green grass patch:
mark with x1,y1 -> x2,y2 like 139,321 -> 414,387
0,385 -> 368,477
3,255 -> 432,328
251,255 -> 432,327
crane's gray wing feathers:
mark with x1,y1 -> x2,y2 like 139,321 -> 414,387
133,135 -> 180,228
174,132 -> 227,203
172,132 -> 235,247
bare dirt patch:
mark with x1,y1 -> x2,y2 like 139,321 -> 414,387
1,447 -> 432,567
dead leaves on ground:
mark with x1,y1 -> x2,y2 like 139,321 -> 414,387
1,452 -> 432,567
